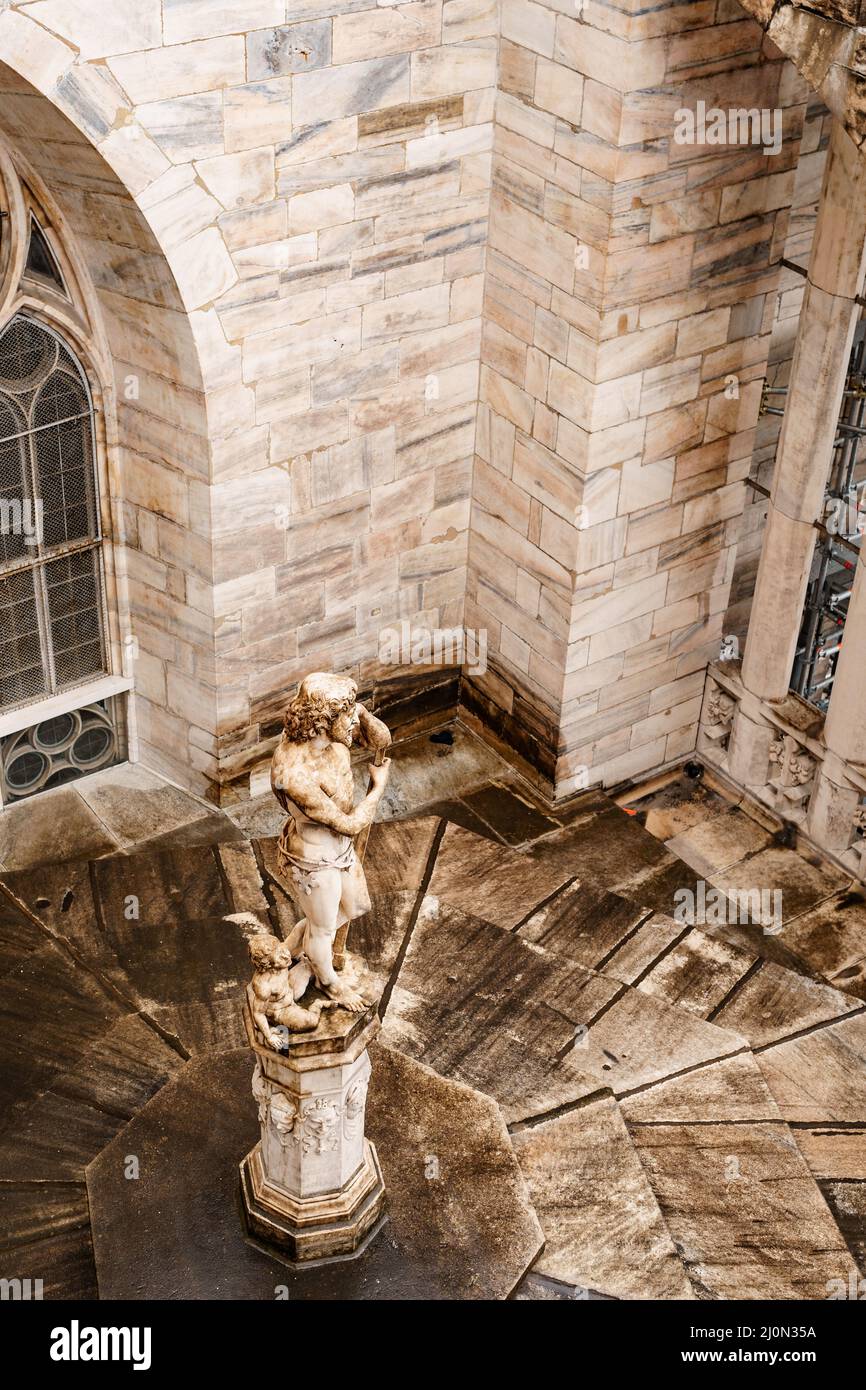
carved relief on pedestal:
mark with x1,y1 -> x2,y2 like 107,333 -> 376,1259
252,1062 -> 300,1147
766,734 -> 817,824
343,1075 -> 368,1141
698,679 -> 737,759
297,1096 -> 342,1156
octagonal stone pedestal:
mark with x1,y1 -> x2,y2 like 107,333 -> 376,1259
240,1003 -> 386,1263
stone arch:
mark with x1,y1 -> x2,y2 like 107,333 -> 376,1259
0,54 -> 219,795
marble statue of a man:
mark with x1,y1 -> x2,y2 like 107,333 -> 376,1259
271,672 -> 391,1012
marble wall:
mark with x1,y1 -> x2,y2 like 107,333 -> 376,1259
0,0 -> 494,798
463,1 -> 813,796
0,1 -> 834,801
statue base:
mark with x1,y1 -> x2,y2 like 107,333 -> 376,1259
239,995 -> 386,1265
241,1138 -> 386,1263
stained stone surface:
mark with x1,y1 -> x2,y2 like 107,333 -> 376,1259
632,775 -> 866,1003
0,1183 -> 97,1301
797,1130 -> 866,1182
0,786 -> 118,871
511,1097 -> 695,1301
0,924 -> 127,1122
456,780 -> 559,845
381,896 -> 747,1123
513,1270 -> 616,1300
86,1044 -> 543,1300
600,912 -> 687,983
629,776 -> 733,842
820,1182 -> 866,1274
576,986 -> 747,1100
416,797 -> 503,841
428,822 -> 574,928
517,879 -> 652,970
625,1117 -> 860,1300
712,960 -> 859,1048
382,897 -> 620,1122
0,1014 -> 185,1181
710,846 -> 847,927
529,808 -> 682,897
756,1014 -> 866,1123
0,887 -> 48,979
766,891 -> 866,1000
0,765 -> 241,874
4,844 -> 260,1056
633,929 -> 755,1016
527,814 -> 701,920
621,1052 -> 787,1125
665,806 -> 774,877
122,815 -> 245,853
74,763 -> 217,849
5,773 -> 866,1301
372,725 -> 506,821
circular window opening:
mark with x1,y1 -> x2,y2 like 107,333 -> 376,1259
6,746 -> 48,791
70,723 -> 113,768
0,317 -> 57,394
33,711 -> 80,751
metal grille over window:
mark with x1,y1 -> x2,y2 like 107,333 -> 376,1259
0,314 -> 107,714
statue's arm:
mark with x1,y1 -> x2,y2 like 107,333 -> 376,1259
287,770 -> 388,838
250,986 -> 275,1044
355,704 -> 392,754
253,1005 -> 274,1039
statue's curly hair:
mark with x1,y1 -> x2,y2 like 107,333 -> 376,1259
248,933 -> 285,970
283,672 -> 357,742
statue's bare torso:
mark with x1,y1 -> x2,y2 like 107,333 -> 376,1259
269,678 -> 390,1013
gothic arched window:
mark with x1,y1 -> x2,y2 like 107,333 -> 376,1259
0,314 -> 106,711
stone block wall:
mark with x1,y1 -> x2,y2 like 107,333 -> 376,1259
463,1 -> 813,796
0,0 -> 844,803
0,0 -> 495,799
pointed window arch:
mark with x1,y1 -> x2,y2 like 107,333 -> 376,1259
0,314 -> 106,711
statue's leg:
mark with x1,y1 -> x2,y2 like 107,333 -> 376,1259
333,860 -> 371,970
286,917 -> 306,956
303,869 -> 367,1013
287,958 -> 312,997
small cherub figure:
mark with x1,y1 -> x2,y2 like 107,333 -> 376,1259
227,912 -> 338,1048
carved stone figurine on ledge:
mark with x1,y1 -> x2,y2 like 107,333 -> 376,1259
271,671 -> 392,1013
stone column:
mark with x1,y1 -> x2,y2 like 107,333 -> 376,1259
240,1003 -> 386,1264
731,121 -> 866,786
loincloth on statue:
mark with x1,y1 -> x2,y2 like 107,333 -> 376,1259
277,819 -> 356,896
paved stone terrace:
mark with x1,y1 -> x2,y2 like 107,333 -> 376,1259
1,744 -> 865,1298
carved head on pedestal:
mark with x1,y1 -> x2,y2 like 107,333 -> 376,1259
283,672 -> 360,748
